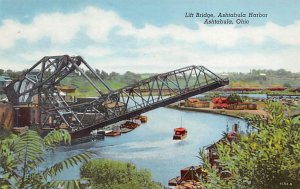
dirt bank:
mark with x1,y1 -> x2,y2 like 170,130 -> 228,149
168,104 -> 267,119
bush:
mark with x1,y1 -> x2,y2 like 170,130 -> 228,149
80,159 -> 163,189
199,101 -> 300,189
0,124 -> 11,140
227,93 -> 243,104
0,129 -> 93,188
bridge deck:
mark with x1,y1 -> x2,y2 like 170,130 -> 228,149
71,80 -> 228,137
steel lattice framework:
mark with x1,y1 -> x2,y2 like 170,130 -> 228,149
5,55 -> 228,137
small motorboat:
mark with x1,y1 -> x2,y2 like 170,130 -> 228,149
105,130 -> 121,137
90,129 -> 105,136
121,121 -> 140,129
173,127 -> 187,140
134,115 -> 148,123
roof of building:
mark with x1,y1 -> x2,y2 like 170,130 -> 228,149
186,98 -> 201,103
0,76 -> 12,82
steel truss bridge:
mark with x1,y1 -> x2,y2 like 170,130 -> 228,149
5,55 -> 229,138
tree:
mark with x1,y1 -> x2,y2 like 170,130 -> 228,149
227,93 -> 243,104
109,72 -> 120,80
283,82 -> 292,88
80,159 -> 163,189
5,69 -> 20,79
95,69 -> 101,78
85,70 -> 95,79
123,71 -> 142,85
0,123 -> 11,140
199,101 -> 300,189
100,70 -> 109,80
0,129 -> 93,189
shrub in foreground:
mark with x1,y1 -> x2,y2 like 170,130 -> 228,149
80,159 -> 163,189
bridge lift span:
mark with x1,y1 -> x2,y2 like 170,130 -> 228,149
4,55 -> 229,138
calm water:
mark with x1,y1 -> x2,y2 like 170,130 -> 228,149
46,107 -> 247,186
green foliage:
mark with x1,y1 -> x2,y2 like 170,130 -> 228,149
292,115 -> 300,125
205,93 -> 220,100
109,71 -> 120,80
122,71 -> 142,85
283,82 -> 292,88
100,70 -> 109,80
228,69 -> 300,88
84,70 -> 94,79
43,129 -> 71,147
227,93 -> 243,104
199,101 -> 300,189
0,129 -> 93,189
0,124 -> 12,140
80,159 -> 163,189
2,69 -> 25,79
60,74 -> 128,97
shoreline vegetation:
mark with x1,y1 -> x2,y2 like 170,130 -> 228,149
198,101 -> 300,189
167,102 -> 267,120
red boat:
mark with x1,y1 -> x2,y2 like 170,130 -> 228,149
173,127 -> 187,140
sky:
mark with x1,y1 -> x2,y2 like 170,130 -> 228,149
0,0 -> 300,73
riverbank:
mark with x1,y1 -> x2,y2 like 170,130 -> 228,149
167,104 -> 267,119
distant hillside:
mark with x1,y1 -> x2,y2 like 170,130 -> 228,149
1,68 -> 299,97
60,70 -> 148,97
225,69 -> 300,88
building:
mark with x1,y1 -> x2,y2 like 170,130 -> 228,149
0,76 -> 12,88
212,97 -> 257,110
212,97 -> 229,109
185,98 -> 210,108
0,76 -> 12,100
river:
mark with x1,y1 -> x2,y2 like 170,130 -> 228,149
46,107 -> 247,186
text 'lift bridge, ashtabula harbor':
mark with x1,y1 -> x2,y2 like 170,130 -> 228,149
4,55 -> 229,138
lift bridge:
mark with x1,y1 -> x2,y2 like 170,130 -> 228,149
4,55 -> 229,138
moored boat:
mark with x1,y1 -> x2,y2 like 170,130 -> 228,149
121,121 -> 140,129
120,127 -> 133,133
134,115 -> 148,123
104,130 -> 121,137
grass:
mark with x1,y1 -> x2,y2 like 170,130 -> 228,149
60,76 -> 127,97
59,75 -> 300,98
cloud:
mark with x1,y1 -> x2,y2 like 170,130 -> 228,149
0,7 -> 132,49
1,6 -> 300,50
80,46 -> 112,57
0,56 -> 33,71
16,46 -> 111,66
6,40 -> 299,73
119,21 -> 300,47
0,6 -> 300,73
81,45 -> 300,73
